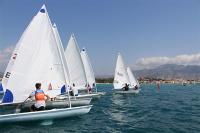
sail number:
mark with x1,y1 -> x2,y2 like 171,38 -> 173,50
5,72 -> 11,78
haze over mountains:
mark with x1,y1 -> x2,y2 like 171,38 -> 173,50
135,64 -> 200,80
96,64 -> 200,80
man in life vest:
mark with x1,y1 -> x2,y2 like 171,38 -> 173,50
29,83 -> 50,111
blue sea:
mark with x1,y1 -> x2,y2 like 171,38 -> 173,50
0,83 -> 200,133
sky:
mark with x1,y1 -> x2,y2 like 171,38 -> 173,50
1,0 -> 200,76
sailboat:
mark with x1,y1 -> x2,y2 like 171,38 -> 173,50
58,36 -> 105,99
80,48 -> 96,90
50,24 -> 91,106
64,34 -> 87,95
113,53 -> 140,94
20,24 -> 92,110
0,5 -> 92,123
80,48 -> 105,97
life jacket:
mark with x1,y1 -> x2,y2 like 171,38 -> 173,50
35,90 -> 45,101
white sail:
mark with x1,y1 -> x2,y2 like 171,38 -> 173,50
127,67 -> 139,88
1,47 -> 18,91
2,5 -> 64,103
65,35 -> 87,90
113,53 -> 130,89
80,48 -> 96,88
50,23 -> 71,95
1,19 -> 33,91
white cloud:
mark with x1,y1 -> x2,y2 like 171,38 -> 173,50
133,53 -> 200,70
0,46 -> 14,72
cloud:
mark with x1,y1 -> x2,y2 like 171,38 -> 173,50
133,53 -> 200,70
0,46 -> 14,72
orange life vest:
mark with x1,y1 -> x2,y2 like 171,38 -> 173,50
35,91 -> 45,101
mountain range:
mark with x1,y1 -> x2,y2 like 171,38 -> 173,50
134,64 -> 200,80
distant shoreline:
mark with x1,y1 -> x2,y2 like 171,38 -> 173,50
1,77 -> 199,84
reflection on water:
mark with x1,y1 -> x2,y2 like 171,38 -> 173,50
109,94 -> 132,123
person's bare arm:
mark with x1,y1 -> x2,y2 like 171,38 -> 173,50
45,94 -> 50,100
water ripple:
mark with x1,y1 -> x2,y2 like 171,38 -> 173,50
0,84 -> 200,133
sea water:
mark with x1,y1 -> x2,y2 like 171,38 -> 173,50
0,83 -> 200,133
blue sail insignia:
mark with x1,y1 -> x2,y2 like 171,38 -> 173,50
40,8 -> 45,13
2,89 -> 13,103
0,83 -> 3,92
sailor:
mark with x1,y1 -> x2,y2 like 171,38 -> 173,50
69,86 -> 74,96
87,83 -> 92,94
92,83 -> 95,88
29,83 -> 50,111
72,83 -> 78,96
122,83 -> 129,91
66,85 -> 70,92
134,85 -> 138,90
69,83 -> 74,96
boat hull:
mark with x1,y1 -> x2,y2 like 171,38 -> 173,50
57,92 -> 105,100
22,98 -> 92,110
0,98 -> 91,113
0,105 -> 92,123
114,89 -> 140,94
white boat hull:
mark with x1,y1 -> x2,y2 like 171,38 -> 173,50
0,98 -> 91,113
57,92 -> 105,100
75,92 -> 106,98
114,89 -> 140,94
21,98 -> 92,110
0,105 -> 92,123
